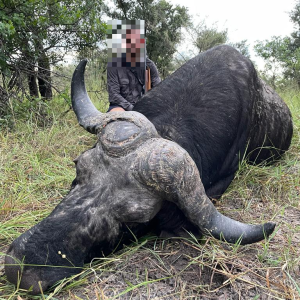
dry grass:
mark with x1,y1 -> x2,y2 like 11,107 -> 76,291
0,88 -> 299,299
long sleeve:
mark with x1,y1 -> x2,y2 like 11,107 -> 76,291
107,67 -> 134,111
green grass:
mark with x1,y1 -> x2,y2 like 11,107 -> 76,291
0,88 -> 299,299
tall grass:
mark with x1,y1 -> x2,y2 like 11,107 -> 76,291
0,88 -> 299,299
0,98 -> 95,240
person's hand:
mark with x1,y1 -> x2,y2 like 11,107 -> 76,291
110,107 -> 125,112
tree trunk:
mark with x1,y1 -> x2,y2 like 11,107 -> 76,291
38,52 -> 52,100
0,82 -> 9,118
27,65 -> 39,98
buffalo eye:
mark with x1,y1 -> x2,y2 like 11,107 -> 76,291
71,178 -> 77,189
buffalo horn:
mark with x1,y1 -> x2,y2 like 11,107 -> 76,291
71,59 -> 103,134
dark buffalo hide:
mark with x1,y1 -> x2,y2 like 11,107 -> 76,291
5,45 -> 293,294
134,45 -> 292,198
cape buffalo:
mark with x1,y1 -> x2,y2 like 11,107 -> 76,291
5,45 -> 293,294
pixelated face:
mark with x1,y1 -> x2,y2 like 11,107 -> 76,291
123,28 -> 145,52
107,20 -> 145,67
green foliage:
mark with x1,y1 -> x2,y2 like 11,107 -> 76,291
188,21 -> 228,53
254,36 -> 300,88
0,0 -> 106,116
255,37 -> 291,61
0,0 -> 106,67
176,19 -> 250,69
290,0 -> 300,48
229,39 -> 251,59
105,0 -> 190,78
254,1 -> 300,88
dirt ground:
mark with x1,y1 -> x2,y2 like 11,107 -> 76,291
1,176 -> 299,300
1,138 -> 299,300
52,204 -> 300,300
0,201 -> 299,300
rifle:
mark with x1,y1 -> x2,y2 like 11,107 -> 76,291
145,67 -> 151,92
145,38 -> 151,93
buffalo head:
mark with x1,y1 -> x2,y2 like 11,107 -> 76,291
5,59 -> 275,294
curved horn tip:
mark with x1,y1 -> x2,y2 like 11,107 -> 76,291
73,59 -> 88,72
263,222 -> 276,237
238,221 -> 276,245
80,58 -> 88,65
207,213 -> 276,245
76,58 -> 88,70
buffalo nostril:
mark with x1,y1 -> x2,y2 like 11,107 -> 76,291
5,251 -> 22,287
5,251 -> 49,294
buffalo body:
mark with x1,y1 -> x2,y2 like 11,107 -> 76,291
5,45 -> 293,294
